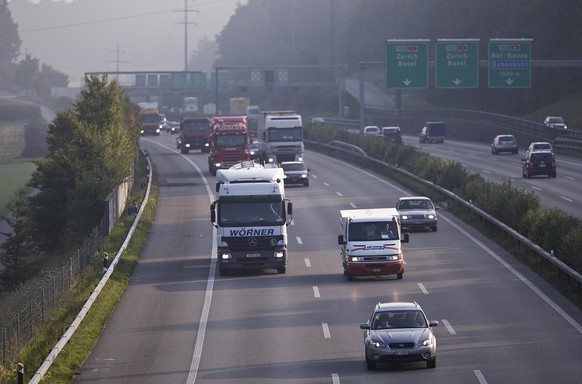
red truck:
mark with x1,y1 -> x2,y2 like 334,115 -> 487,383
176,117 -> 212,154
207,116 -> 252,175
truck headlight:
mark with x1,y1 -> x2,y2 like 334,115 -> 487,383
388,254 -> 403,261
401,215 -> 409,220
185,143 -> 191,148
350,256 -> 362,262
220,253 -> 232,260
274,251 -> 284,258
426,214 -> 435,219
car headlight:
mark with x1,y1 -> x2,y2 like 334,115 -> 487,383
401,215 -> 409,220
418,337 -> 433,347
301,174 -> 307,178
426,214 -> 435,219
368,339 -> 386,348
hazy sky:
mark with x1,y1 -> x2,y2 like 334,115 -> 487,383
9,0 -> 245,86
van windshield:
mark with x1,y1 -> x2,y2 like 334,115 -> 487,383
348,221 -> 398,241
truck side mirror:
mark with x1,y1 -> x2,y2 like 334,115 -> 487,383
401,232 -> 410,243
210,201 -> 216,223
338,235 -> 345,245
287,201 -> 293,215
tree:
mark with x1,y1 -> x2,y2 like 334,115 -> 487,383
0,188 -> 36,288
0,0 -> 21,89
15,54 -> 40,96
27,75 -> 138,250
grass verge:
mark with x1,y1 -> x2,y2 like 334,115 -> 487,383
0,160 -> 158,383
0,160 -> 37,216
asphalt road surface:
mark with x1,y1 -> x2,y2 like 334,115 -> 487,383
73,133 -> 582,384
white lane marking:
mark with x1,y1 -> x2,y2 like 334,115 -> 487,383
332,373 -> 340,384
561,196 -> 573,202
482,170 -> 491,174
296,236 -> 303,244
532,186 -> 542,191
313,286 -> 320,298
350,202 -> 357,208
417,283 -> 428,294
322,323 -> 331,338
324,182 -> 330,187
474,370 -> 488,384
305,258 -> 311,267
311,151 -> 582,336
565,176 -> 575,180
336,191 -> 343,196
441,319 -> 456,335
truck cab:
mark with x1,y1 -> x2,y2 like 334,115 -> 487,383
177,117 -> 211,154
208,116 -> 251,175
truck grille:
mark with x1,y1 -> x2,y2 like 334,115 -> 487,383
223,236 -> 282,251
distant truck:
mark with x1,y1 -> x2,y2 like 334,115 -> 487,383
419,121 -> 446,143
210,164 -> 293,275
256,111 -> 304,163
338,208 -> 409,281
183,97 -> 199,115
229,97 -> 251,115
176,117 -> 211,154
139,109 -> 162,136
207,116 -> 252,175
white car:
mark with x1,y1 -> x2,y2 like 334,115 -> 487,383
396,196 -> 438,232
364,126 -> 381,137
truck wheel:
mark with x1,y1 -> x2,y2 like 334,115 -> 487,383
397,272 -> 403,279
181,147 -> 189,154
346,273 -> 354,281
277,267 -> 286,274
219,268 -> 228,276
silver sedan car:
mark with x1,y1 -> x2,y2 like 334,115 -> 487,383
360,302 -> 438,370
396,196 -> 438,231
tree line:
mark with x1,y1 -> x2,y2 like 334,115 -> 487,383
0,76 -> 140,289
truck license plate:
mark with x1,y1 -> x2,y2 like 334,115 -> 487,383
373,268 -> 382,272
246,253 -> 261,258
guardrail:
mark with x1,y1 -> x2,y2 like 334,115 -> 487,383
311,139 -> 582,292
313,108 -> 582,153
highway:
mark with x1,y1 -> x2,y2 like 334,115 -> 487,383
73,133 -> 582,384
402,135 -> 582,220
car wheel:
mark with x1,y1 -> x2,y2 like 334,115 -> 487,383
304,181 -> 309,187
432,226 -> 438,232
522,168 -> 526,178
427,358 -> 436,369
397,271 -> 403,280
366,359 -> 376,370
277,267 -> 286,274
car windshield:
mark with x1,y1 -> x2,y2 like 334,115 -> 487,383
398,199 -> 433,210
214,134 -> 247,147
348,221 -> 399,241
372,310 -> 427,330
281,163 -> 305,171
218,201 -> 285,226
498,136 -> 514,142
548,117 -> 564,124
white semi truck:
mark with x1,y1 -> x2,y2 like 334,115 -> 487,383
256,111 -> 304,163
210,163 -> 293,275
338,208 -> 409,281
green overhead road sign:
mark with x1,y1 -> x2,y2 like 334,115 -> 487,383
436,39 -> 479,88
488,39 -> 532,88
385,39 -> 429,89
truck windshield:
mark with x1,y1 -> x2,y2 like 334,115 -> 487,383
218,201 -> 285,226
267,127 -> 303,142
215,134 -> 247,147
141,114 -> 161,123
348,221 -> 399,241
182,121 -> 209,132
